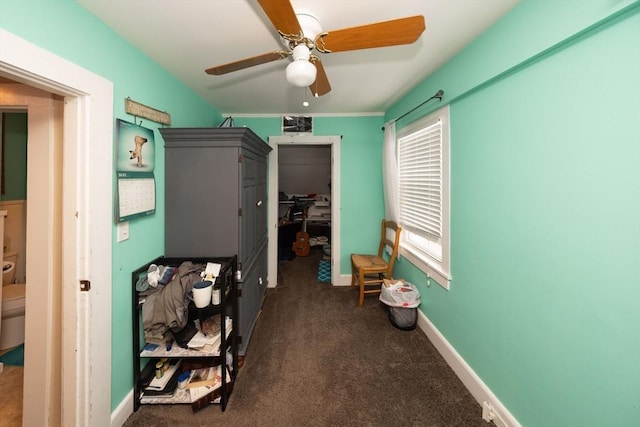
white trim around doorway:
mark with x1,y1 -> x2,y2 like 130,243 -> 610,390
267,135 -> 348,288
0,29 -> 113,426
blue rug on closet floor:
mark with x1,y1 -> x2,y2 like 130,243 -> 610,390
317,259 -> 331,282
0,343 -> 24,366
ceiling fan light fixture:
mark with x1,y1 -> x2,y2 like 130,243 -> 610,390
286,60 -> 316,87
286,45 -> 317,87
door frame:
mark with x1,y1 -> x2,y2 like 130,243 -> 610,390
267,135 -> 342,287
0,29 -> 113,425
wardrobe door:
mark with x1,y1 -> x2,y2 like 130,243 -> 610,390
164,143 -> 239,258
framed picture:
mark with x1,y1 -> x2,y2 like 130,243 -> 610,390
282,115 -> 312,134
116,118 -> 156,172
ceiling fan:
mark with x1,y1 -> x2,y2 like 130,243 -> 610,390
205,0 -> 426,97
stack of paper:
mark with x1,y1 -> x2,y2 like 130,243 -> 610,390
187,317 -> 233,353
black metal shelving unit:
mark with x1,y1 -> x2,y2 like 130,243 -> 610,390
131,255 -> 238,412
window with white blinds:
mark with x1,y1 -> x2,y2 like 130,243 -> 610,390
395,105 -> 451,289
398,119 -> 443,241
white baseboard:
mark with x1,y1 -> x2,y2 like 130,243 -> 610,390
416,311 -> 521,427
333,273 -> 352,286
111,389 -> 133,427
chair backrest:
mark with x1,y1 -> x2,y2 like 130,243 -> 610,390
377,219 -> 402,275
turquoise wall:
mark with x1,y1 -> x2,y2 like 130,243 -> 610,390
3,0 -> 639,424
235,115 -> 386,273
0,0 -> 223,411
0,113 -> 27,200
388,1 -> 640,426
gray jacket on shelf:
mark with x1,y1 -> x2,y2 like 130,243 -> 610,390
143,261 -> 204,340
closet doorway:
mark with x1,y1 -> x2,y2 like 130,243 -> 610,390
267,135 -> 341,288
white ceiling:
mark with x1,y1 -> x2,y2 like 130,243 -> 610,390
77,0 -> 519,116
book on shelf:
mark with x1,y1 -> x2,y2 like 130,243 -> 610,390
142,343 -> 160,352
186,365 -> 221,389
142,379 -> 178,397
142,359 -> 182,396
145,359 -> 181,390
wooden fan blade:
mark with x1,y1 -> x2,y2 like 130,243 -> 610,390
316,16 -> 425,53
257,0 -> 302,38
205,51 -> 288,75
309,58 -> 331,96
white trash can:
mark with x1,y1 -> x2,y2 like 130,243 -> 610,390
379,279 -> 421,331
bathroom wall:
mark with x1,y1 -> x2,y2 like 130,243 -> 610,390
0,112 -> 27,201
0,112 -> 27,282
0,200 -> 26,283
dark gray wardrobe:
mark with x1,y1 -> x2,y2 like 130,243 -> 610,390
159,127 -> 272,355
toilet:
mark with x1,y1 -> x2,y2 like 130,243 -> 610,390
1,251 -> 26,350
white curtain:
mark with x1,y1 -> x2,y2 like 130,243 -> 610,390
382,121 -> 398,222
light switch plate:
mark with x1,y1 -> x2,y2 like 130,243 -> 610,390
117,221 -> 129,242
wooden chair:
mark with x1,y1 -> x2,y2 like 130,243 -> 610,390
350,220 -> 402,307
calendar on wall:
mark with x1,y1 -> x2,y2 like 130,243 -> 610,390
115,119 -> 157,222
116,172 -> 156,220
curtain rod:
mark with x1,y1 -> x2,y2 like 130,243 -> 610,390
382,89 -> 444,131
